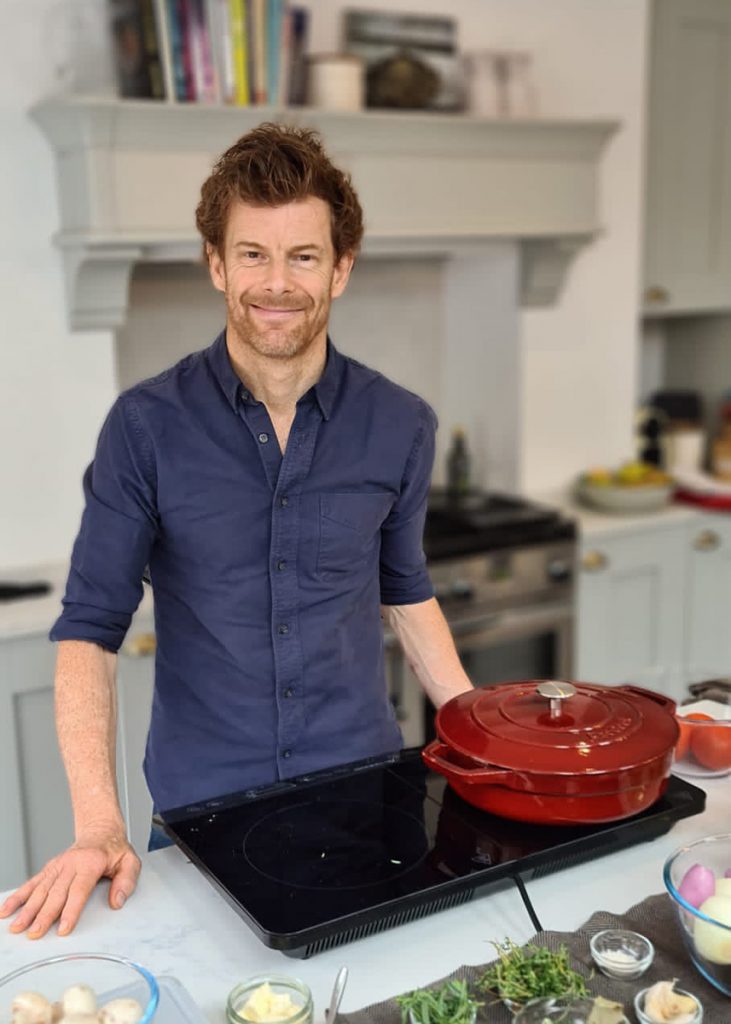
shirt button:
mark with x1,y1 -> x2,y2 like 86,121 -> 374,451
258,432 -> 269,444
277,559 -> 287,571
277,623 -> 289,635
282,749 -> 292,759
280,496 -> 289,507
283,687 -> 294,698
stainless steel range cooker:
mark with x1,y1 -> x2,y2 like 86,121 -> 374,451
386,489 -> 577,745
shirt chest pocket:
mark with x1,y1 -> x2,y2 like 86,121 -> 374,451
318,492 -> 393,579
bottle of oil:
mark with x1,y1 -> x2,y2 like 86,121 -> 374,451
446,427 -> 471,498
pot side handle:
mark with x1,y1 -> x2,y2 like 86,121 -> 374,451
616,685 -> 677,712
421,741 -> 515,785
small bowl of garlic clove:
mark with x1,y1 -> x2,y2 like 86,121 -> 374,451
633,980 -> 702,1024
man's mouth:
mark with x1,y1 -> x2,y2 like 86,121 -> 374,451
250,304 -> 303,320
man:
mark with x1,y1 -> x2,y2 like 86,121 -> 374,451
1,124 -> 473,939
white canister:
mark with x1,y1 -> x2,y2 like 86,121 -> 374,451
307,54 -> 365,112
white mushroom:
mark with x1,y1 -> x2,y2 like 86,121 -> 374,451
61,986 -> 97,1018
11,991 -> 54,1024
57,1016 -> 99,1024
98,997 -> 145,1024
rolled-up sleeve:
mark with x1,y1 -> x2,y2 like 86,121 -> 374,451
50,394 -> 158,652
379,400 -> 436,606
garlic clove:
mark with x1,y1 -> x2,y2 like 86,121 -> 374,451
58,1015 -> 100,1024
641,979 -> 699,1023
61,985 -> 97,1017
11,991 -> 55,1024
98,996 -> 145,1024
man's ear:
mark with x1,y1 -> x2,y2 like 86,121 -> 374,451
207,243 -> 226,293
331,252 -> 355,299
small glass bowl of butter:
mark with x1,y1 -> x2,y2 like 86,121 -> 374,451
227,975 -> 314,1024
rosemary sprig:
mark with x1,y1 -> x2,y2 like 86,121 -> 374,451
476,938 -> 588,1004
396,979 -> 482,1024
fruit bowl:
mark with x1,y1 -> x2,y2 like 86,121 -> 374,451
663,833 -> 731,996
0,952 -> 160,1023
672,701 -> 731,778
576,462 -> 674,514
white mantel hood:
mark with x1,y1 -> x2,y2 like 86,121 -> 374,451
31,97 -> 618,330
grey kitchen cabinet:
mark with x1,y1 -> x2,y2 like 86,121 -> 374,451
0,619 -> 155,892
644,0 -> 731,315
684,513 -> 731,682
576,522 -> 687,700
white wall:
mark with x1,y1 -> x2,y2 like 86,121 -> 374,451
303,0 -> 650,494
0,0 -> 648,570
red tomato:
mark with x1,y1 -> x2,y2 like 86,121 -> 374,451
691,724 -> 731,771
674,713 -> 713,761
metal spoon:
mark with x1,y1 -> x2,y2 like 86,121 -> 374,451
325,966 -> 348,1023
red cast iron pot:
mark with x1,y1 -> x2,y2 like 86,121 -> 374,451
422,680 -> 679,825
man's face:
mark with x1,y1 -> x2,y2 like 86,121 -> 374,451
208,197 -> 353,361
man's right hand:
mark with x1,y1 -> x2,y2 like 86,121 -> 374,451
0,830 -> 141,939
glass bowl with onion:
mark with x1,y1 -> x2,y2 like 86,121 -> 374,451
663,832 -> 731,996
0,952 -> 159,1022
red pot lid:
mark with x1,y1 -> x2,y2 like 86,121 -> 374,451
435,680 -> 678,775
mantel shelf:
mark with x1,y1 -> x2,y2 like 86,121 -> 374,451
31,96 -> 619,330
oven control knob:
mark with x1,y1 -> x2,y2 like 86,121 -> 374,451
451,579 -> 474,600
546,558 -> 572,583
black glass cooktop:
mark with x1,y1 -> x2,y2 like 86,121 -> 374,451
424,489 -> 576,560
160,750 -> 705,958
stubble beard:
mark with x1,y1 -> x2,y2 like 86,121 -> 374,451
226,288 -> 332,361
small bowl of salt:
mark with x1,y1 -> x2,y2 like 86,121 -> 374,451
589,929 -> 654,980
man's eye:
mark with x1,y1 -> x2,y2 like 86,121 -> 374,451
295,254 -> 314,262
244,251 -> 261,260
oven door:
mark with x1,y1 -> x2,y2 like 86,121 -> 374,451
386,601 -> 574,747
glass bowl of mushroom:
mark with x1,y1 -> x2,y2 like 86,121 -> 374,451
0,952 -> 160,1023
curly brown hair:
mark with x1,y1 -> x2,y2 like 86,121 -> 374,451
196,122 -> 364,264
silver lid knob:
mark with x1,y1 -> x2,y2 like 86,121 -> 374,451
536,680 -> 576,718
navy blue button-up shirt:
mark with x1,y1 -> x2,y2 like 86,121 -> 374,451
51,333 -> 436,811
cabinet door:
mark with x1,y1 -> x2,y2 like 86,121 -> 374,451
576,527 -> 686,699
684,514 -> 731,682
0,620 -> 156,893
0,635 -> 69,891
644,0 -> 731,314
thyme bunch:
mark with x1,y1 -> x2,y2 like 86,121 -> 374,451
477,938 -> 588,1004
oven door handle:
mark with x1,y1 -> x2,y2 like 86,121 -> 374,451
448,614 -> 503,638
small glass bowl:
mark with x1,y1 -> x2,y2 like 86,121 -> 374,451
0,952 -> 159,1023
589,929 -> 654,979
634,985 -> 703,1024
226,974 -> 313,1024
513,996 -> 617,1023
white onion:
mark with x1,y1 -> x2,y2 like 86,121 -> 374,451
694,894 -> 731,964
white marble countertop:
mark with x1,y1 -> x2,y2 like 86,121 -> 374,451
531,489 -> 705,539
1,774 -> 728,1023
0,561 -> 154,642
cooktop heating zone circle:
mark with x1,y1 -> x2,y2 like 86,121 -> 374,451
242,798 -> 429,890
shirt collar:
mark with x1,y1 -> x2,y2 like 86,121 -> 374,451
206,331 -> 343,421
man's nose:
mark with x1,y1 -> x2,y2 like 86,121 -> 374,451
262,255 -> 295,292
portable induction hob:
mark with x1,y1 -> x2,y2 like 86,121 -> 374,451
160,749 -> 706,959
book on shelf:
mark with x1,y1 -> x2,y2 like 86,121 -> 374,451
110,0 -> 310,106
108,0 -> 166,98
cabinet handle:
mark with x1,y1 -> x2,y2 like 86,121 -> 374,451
644,285 -> 670,305
123,632 -> 157,657
581,550 -> 609,572
693,529 -> 721,552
